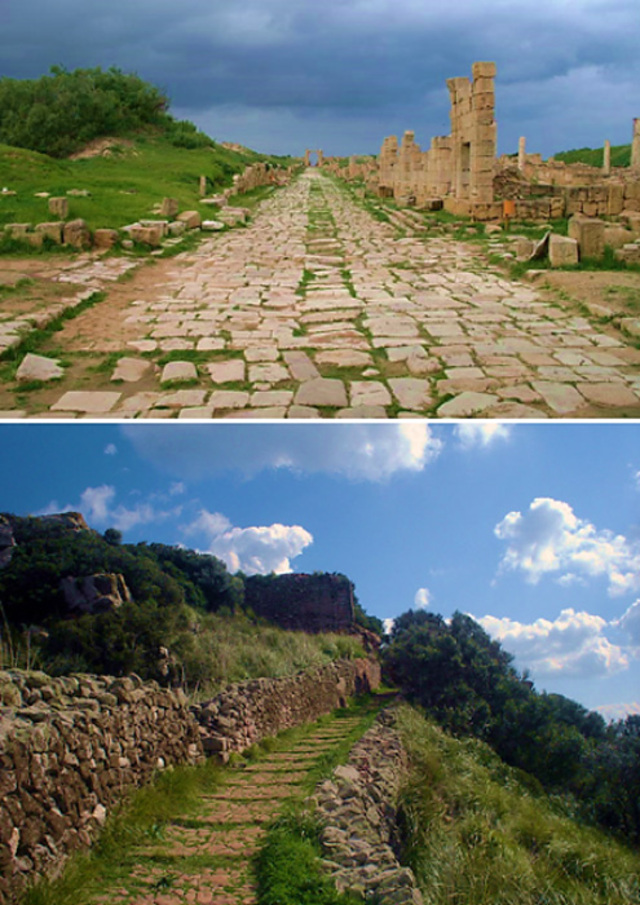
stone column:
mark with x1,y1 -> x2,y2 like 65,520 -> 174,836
518,136 -> 526,172
603,140 -> 611,176
317,150 -> 324,166
199,176 -> 207,197
632,119 -> 640,172
304,149 -> 311,167
470,61 -> 497,204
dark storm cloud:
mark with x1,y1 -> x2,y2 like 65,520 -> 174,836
2,0 -> 639,155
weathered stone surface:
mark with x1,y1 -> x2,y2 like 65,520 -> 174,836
530,381 -> 586,414
349,381 -> 391,407
176,210 -> 202,229
160,198 -> 179,218
294,378 -> 348,408
111,357 -> 151,382
568,215 -> 605,260
16,353 -> 63,383
93,228 -> 119,249
50,391 -> 121,413
60,573 -> 131,614
48,197 -> 68,219
437,391 -> 499,417
549,233 -> 579,267
161,361 -> 198,384
388,377 -> 432,410
206,360 -> 245,383
63,219 -> 91,249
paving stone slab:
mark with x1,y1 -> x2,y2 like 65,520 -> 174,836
16,353 -> 63,382
436,392 -> 500,418
161,361 -> 198,383
294,378 -> 348,408
51,391 -> 121,413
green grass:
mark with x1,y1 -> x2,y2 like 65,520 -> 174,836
22,757 -> 224,905
553,144 -> 631,168
0,134 -> 284,233
395,705 -> 640,905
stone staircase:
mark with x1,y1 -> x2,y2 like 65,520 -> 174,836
89,714 -> 369,905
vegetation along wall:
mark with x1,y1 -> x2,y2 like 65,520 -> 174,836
0,657 -> 380,903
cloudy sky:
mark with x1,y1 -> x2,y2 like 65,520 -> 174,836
2,421 -> 640,720
3,0 -> 639,157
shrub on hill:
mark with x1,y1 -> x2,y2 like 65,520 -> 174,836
0,66 -> 170,158
384,609 -> 639,846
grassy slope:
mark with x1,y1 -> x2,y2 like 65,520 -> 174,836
0,133 -> 292,230
396,705 -> 639,905
553,144 -> 631,168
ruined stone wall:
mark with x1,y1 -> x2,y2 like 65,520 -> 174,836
193,657 -> 381,760
0,670 -> 203,905
231,162 -> 291,195
315,707 -> 423,905
243,573 -> 356,633
1,657 -> 380,902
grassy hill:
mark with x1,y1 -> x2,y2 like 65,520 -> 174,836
553,144 -> 631,167
396,704 -> 640,905
0,67 -> 297,235
0,135 -> 292,232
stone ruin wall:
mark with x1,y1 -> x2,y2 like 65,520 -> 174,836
193,657 -> 381,760
0,657 -> 381,903
330,61 -> 640,223
243,572 -> 356,634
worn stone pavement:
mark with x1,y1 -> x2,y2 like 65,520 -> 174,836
89,715 -> 364,905
9,170 -> 640,418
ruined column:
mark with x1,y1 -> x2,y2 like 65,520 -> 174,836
304,149 -> 311,167
317,150 -> 324,166
199,175 -> 207,197
603,140 -> 611,176
470,61 -> 497,205
632,119 -> 640,172
518,137 -> 527,172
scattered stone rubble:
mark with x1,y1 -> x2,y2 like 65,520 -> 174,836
1,162 -> 293,251
315,707 -> 423,905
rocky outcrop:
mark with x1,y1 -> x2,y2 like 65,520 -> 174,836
244,572 -> 356,633
193,657 -> 381,761
59,573 -> 132,615
315,708 -> 423,905
0,670 -> 203,905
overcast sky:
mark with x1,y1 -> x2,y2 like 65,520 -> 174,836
3,0 -> 639,157
2,421 -> 640,721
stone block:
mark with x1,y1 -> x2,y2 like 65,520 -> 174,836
139,219 -> 169,235
16,353 -> 63,382
176,210 -> 202,229
63,218 -> 91,249
93,229 -> 119,249
603,225 -> 632,249
167,221 -> 186,237
48,197 -> 68,219
516,237 -> 535,260
129,224 -> 163,247
202,220 -> 225,231
567,215 -> 605,260
549,233 -> 578,267
4,223 -> 32,239
160,197 -> 179,218
34,222 -> 63,244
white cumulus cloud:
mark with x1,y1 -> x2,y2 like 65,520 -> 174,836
494,497 -> 640,595
40,485 -> 182,533
478,608 -> 629,679
104,443 -> 118,456
456,423 -> 511,449
121,423 -> 442,482
181,507 -> 313,575
414,587 -> 432,609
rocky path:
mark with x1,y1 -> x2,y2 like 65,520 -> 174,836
88,714 -> 366,905
5,169 -> 640,418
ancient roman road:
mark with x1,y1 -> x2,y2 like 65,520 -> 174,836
5,169 -> 640,418
87,713 -> 367,905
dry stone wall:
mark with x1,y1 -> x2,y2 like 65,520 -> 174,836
315,707 -> 423,905
192,657 -> 381,760
0,670 -> 203,905
0,657 -> 380,903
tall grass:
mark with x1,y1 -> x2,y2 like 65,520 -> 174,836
395,705 -> 640,905
172,610 -> 365,700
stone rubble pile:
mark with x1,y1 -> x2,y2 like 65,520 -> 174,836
315,708 -> 423,905
192,657 -> 381,761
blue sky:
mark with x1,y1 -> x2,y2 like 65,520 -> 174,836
3,0 -> 640,157
2,421 -> 639,719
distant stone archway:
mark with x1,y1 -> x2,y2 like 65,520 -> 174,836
304,149 -> 324,167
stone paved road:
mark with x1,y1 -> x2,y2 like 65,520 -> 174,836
7,170 -> 640,418
88,715 -> 365,905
